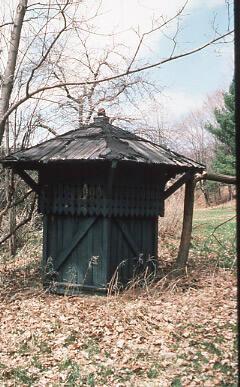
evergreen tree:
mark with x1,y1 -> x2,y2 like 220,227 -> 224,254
206,81 -> 235,176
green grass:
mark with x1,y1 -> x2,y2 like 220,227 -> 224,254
8,367 -> 37,386
192,204 -> 236,269
147,366 -> 159,379
59,359 -> 82,385
82,339 -> 100,356
171,377 -> 182,386
193,206 -> 236,233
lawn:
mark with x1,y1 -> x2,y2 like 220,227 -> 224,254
192,203 -> 236,269
0,203 -> 237,386
193,205 -> 236,231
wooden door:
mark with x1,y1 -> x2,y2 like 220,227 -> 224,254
43,215 -> 108,292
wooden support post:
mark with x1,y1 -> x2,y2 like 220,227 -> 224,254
171,170 -> 236,275
174,175 -> 195,273
105,160 -> 117,282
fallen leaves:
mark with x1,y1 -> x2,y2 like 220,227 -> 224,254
0,252 -> 237,386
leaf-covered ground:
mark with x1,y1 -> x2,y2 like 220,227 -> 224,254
0,256 -> 237,386
0,203 -> 237,386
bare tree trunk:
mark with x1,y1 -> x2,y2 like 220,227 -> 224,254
5,121 -> 16,256
174,176 -> 195,273
0,0 -> 28,146
218,185 -> 222,204
228,185 -> 233,201
8,171 -> 16,256
199,180 -> 210,206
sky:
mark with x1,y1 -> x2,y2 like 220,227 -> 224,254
152,2 -> 234,120
79,0 -> 234,123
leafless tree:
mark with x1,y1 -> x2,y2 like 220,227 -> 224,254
0,0 -> 234,146
168,90 -> 226,205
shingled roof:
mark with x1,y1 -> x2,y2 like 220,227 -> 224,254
1,115 -> 205,171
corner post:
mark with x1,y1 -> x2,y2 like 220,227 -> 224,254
174,174 -> 196,273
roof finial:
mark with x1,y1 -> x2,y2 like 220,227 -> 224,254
97,108 -> 106,117
94,108 -> 109,124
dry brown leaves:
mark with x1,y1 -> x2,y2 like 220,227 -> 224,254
0,256 -> 237,387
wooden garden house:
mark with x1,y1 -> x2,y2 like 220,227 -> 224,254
1,112 -> 204,294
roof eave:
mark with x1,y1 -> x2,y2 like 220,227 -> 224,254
0,157 -> 205,173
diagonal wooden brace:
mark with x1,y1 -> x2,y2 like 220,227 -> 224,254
55,217 -> 98,270
163,172 -> 193,200
114,219 -> 140,256
13,166 -> 40,193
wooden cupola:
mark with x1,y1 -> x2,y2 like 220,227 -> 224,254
0,110 -> 205,294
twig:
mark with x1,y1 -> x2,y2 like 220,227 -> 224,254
0,29 -> 234,137
212,215 -> 236,235
0,189 -> 33,221
25,1 -> 69,97
0,194 -> 36,245
203,215 -> 236,250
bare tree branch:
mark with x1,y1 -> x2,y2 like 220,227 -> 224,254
0,193 -> 36,246
25,0 -> 69,97
0,16 -> 41,29
0,29 -> 233,141
195,171 -> 236,184
38,122 -> 57,136
0,189 -> 33,221
0,0 -> 28,145
127,0 -> 189,72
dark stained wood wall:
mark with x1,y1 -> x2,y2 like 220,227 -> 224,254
40,163 -> 167,294
43,214 -> 157,294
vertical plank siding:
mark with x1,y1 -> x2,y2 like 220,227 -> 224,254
40,165 -> 164,294
43,214 -> 158,294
